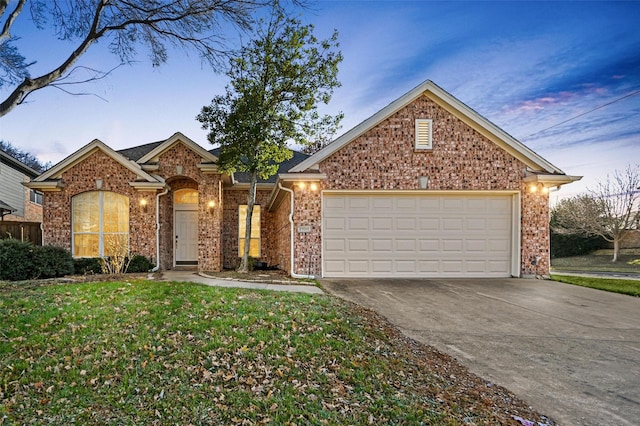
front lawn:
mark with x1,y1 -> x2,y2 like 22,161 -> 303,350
0,280 -> 545,425
551,249 -> 640,274
550,275 -> 640,297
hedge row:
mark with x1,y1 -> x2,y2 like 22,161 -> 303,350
0,239 -> 154,281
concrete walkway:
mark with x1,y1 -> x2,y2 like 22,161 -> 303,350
156,270 -> 324,294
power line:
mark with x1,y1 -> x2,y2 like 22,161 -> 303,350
522,88 -> 640,140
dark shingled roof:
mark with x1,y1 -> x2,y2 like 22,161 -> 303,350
209,148 -> 310,183
117,141 -> 164,161
115,140 -> 310,184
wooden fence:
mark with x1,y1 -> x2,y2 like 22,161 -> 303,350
0,221 -> 42,245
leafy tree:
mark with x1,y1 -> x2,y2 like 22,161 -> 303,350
552,164 -> 640,262
197,9 -> 342,273
0,139 -> 50,172
0,0 -> 271,117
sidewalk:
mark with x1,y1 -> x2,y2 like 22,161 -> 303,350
155,270 -> 325,294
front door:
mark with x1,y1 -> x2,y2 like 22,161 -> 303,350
175,210 -> 198,264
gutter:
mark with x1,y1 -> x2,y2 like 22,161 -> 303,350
277,182 -> 315,279
151,187 -> 169,272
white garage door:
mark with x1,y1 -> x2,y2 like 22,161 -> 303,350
323,193 -> 515,278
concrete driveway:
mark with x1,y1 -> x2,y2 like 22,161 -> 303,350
322,278 -> 640,426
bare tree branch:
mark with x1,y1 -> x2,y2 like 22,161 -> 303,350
0,0 -> 271,117
0,0 -> 25,43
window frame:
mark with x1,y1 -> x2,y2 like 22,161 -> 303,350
29,189 -> 43,205
238,204 -> 261,258
72,191 -> 129,258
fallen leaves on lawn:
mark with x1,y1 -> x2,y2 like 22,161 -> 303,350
0,280 -> 552,425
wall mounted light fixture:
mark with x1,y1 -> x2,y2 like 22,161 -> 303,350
140,198 -> 148,213
207,200 -> 216,214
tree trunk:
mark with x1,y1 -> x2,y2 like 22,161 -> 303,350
237,169 -> 258,273
612,238 -> 620,262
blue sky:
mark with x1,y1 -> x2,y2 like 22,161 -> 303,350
0,1 -> 638,201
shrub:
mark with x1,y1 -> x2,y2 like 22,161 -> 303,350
33,245 -> 74,279
550,231 -> 607,258
73,257 -> 103,275
0,239 -> 36,281
126,255 -> 154,273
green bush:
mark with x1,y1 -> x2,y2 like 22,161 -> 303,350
0,239 -> 36,281
126,255 -> 154,273
73,257 -> 103,275
550,231 -> 607,258
33,245 -> 74,279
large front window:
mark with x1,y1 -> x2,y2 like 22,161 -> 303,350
72,191 -> 129,257
238,205 -> 261,257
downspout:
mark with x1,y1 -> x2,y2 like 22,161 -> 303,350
151,187 -> 169,272
277,182 -> 315,279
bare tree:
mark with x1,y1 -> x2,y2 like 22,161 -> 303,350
552,164 -> 640,262
0,0 -> 272,117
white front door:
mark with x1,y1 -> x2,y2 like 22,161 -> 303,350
175,210 -> 198,264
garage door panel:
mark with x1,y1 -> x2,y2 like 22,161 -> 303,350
323,194 -> 513,278
348,239 -> 368,251
396,217 -> 417,231
348,217 -> 369,230
372,239 -> 392,252
372,217 -> 393,230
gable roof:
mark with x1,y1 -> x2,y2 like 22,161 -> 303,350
138,132 -> 218,165
31,139 -> 160,185
290,80 -> 566,175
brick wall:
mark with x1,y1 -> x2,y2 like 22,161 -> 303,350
154,142 -> 223,272
271,192 -> 292,274
42,150 -> 156,261
222,188 -> 274,270
315,94 -> 550,276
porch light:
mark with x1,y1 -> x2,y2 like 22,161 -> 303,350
140,198 -> 148,213
207,200 -> 216,214
297,182 -> 306,189
310,183 -> 318,191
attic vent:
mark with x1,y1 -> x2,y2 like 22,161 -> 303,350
415,119 -> 433,150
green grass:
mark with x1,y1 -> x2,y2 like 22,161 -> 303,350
551,275 -> 640,297
0,279 -> 542,425
551,249 -> 640,274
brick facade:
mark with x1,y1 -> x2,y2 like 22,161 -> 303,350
42,150 -> 156,260
36,82 -> 565,278
301,94 -> 552,276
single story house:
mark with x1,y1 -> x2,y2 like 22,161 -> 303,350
27,80 -> 580,278
0,149 -> 43,222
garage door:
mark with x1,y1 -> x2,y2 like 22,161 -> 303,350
323,193 -> 515,278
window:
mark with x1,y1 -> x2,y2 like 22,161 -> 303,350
174,188 -> 198,204
72,191 -> 129,257
415,119 -> 433,150
30,189 -> 43,205
238,205 -> 260,257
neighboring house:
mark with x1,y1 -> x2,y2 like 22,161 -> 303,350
27,80 -> 580,278
0,149 -> 43,222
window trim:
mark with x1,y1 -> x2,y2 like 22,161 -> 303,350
72,191 -> 129,258
30,189 -> 43,205
415,119 -> 433,150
